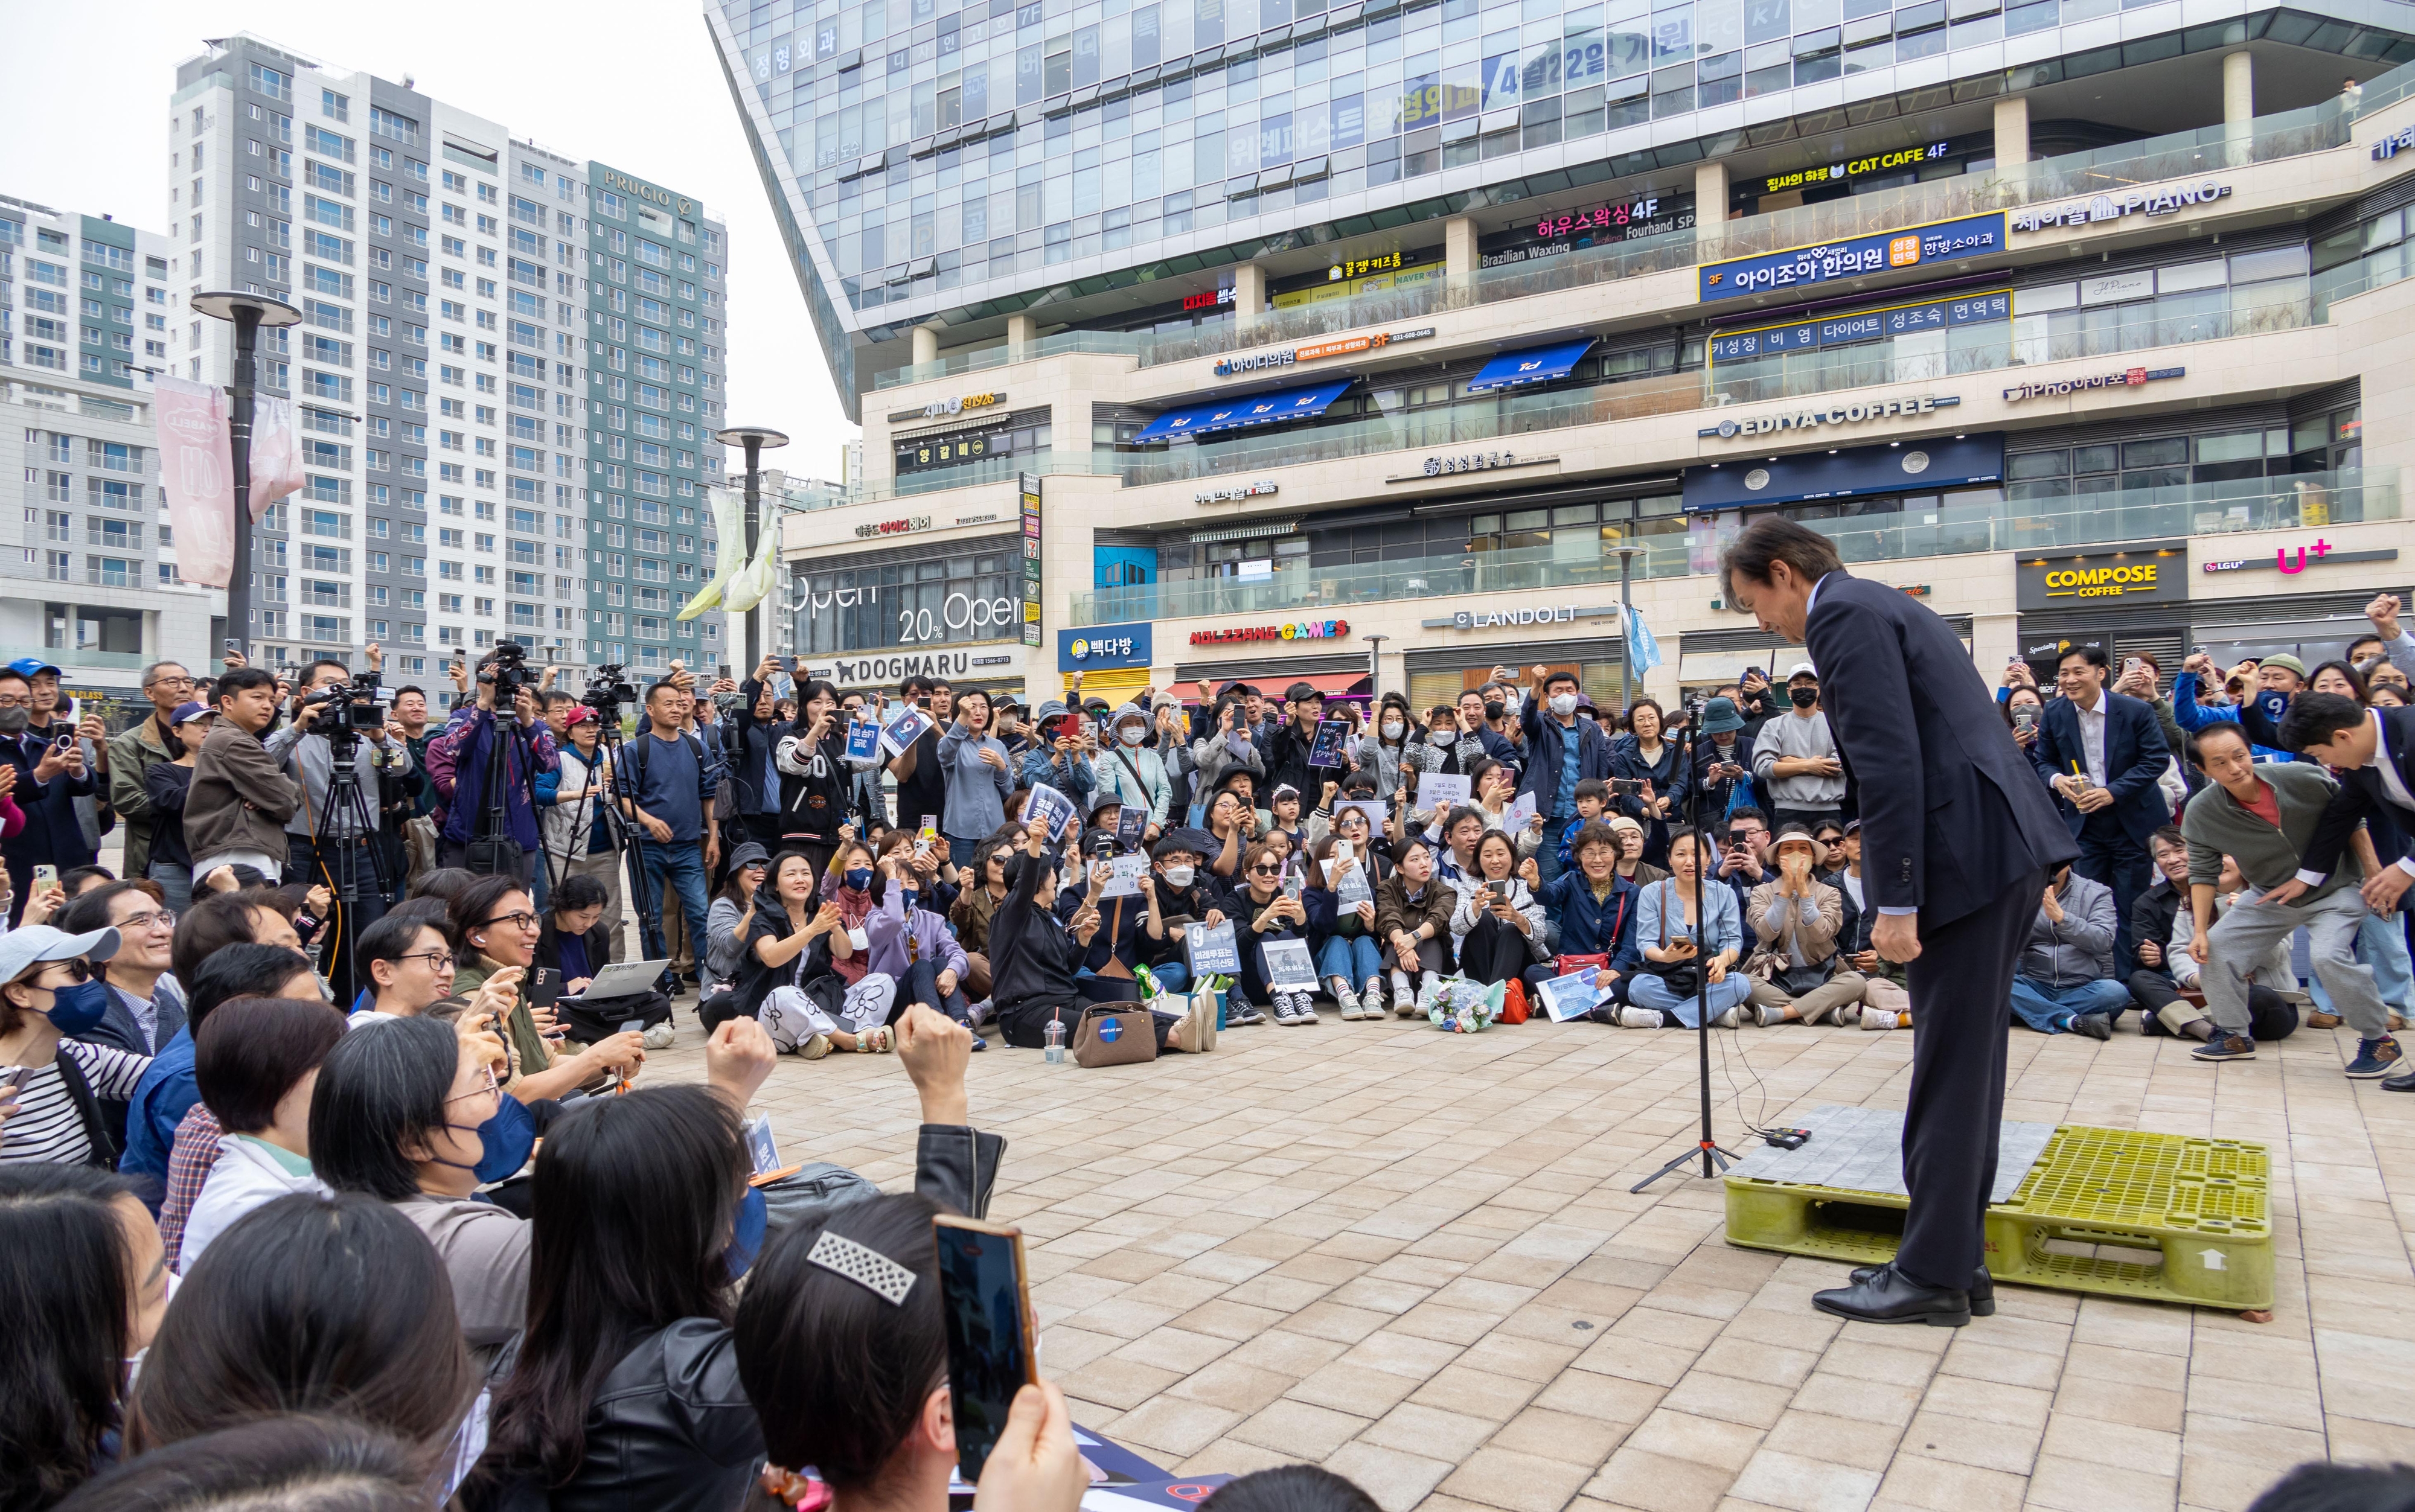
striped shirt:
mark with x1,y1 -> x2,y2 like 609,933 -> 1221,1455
1,1041 -> 152,1166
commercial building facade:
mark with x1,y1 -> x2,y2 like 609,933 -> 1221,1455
1,194 -> 222,702
169,34 -> 731,686
715,0 -> 2415,705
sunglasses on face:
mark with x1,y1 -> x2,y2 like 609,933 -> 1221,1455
1249,863 -> 1282,876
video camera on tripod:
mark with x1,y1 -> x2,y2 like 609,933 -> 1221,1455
484,640 -> 535,701
580,661 -> 640,724
302,669 -> 387,753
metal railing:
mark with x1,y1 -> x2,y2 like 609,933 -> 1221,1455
869,86 -> 2371,392
1069,469 -> 2392,625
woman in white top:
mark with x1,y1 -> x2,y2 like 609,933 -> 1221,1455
177,995 -> 345,1271
0,924 -> 150,1167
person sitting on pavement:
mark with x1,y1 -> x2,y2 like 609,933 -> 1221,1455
2136,852 -> 2305,1045
1622,829 -> 1750,1029
1742,823 -> 1869,1027
1522,821 -> 1640,1015
2007,863 -> 2125,1039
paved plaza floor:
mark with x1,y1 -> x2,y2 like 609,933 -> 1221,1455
657,1009 -> 2411,1512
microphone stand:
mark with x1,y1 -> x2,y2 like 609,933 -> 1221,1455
1631,713 -> 1741,1192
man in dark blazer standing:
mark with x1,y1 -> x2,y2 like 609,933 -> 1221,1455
2026,645 -> 2172,975
2276,690 -> 2415,1093
1723,518 -> 2077,1325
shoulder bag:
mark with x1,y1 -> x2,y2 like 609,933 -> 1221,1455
1069,1002 -> 1159,1067
1641,881 -> 1702,998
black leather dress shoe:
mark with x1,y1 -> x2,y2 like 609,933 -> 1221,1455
1851,1262 -> 1994,1316
1812,1263 -> 1971,1327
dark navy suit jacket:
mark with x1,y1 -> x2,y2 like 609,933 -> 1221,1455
2026,691 -> 2172,846
1804,571 -> 2077,927
2302,704 -> 2415,878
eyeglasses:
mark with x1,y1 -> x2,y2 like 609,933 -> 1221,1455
446,1065 -> 501,1105
0,692 -> 29,709
115,908 -> 176,932
1248,863 -> 1283,876
398,949 -> 455,971
479,911 -> 541,931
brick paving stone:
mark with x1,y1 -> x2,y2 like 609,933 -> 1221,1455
631,1003 -> 2407,1510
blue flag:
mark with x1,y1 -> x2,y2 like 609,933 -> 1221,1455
1627,607 -> 1663,675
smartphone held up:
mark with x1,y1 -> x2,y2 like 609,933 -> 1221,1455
933,1213 -> 1038,1483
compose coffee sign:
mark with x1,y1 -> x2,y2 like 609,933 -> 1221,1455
2016,542 -> 2187,611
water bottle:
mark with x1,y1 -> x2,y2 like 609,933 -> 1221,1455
1043,1018 -> 1066,1065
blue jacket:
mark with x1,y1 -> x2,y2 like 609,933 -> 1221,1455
1634,875 -> 1742,961
122,1027 -> 198,1193
435,707 -> 561,850
1516,696 -> 1615,818
1538,870 -> 1641,973
1610,734 -> 1690,825
1,727 -> 98,875
2026,690 -> 2172,845
2170,674 -> 2298,759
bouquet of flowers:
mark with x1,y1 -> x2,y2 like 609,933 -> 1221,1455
1427,976 -> 1504,1033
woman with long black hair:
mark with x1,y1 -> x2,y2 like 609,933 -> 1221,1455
0,1163 -> 169,1511
772,678 -> 852,881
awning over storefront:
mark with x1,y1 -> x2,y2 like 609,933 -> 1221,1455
1465,338 -> 1595,394
1133,379 -> 1355,441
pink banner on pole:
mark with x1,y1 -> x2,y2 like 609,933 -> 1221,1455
155,375 -> 235,589
249,395 -> 307,519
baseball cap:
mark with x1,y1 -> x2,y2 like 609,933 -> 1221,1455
0,924 -> 120,988
563,704 -> 599,727
6,657 -> 60,680
1786,662 -> 1818,681
169,700 -> 216,727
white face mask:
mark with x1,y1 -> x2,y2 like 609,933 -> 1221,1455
1380,719 -> 1404,738
1549,694 -> 1579,717
1118,725 -> 1145,745
1161,864 -> 1195,888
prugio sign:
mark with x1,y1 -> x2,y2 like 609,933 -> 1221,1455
1189,618 -> 1350,646
2017,541 -> 2187,611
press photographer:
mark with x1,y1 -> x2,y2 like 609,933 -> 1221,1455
263,647 -> 411,1006
427,644 -> 558,885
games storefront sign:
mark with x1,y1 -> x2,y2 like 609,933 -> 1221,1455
1189,618 -> 1351,646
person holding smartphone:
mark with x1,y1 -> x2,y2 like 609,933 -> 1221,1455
0,660 -> 98,925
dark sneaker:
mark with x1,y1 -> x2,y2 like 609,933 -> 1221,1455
2193,1030 -> 2256,1062
1226,1002 -> 1266,1027
2068,1013 -> 2113,1041
2384,1067 -> 2415,1092
2346,1036 -> 2404,1080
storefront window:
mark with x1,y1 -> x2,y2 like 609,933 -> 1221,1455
796,549 -> 1022,654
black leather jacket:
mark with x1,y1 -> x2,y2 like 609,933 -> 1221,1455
487,1123 -> 1003,1512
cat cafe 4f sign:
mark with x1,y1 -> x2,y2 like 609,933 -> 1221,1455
2010,180 -> 2231,233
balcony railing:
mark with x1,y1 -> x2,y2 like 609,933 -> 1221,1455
1069,469 -> 2392,626
870,85 -> 2367,391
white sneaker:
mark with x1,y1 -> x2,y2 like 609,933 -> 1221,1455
1710,1006 -> 1742,1029
1334,985 -> 1363,1020
1860,1006 -> 1896,1030
1415,978 -> 1442,1014
1619,1006 -> 1665,1029
642,1022 -> 676,1049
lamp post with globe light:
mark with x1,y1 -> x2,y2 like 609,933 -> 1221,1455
191,291 -> 302,662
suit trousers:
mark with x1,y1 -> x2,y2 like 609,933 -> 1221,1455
2071,814 -> 2151,977
1896,865 -> 2044,1292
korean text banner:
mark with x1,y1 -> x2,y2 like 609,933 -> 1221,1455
1698,213 -> 2005,304
153,376 -> 234,589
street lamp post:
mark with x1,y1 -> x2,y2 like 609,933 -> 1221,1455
191,292 -> 302,662
1611,543 -> 1648,713
712,424 -> 791,671
1361,633 -> 1389,702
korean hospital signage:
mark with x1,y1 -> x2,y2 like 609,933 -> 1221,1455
1213,327 -> 1434,377
1700,394 -> 1959,440
1189,619 -> 1351,646
1386,450 -> 1558,482
2015,541 -> 2187,611
2009,180 -> 2230,234
887,392 -> 1006,424
1698,212 -> 2004,303
1194,480 -> 1279,504
2001,366 -> 2183,403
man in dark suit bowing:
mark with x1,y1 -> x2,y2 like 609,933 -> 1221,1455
2026,645 -> 2172,975
1722,518 -> 2076,1325
2277,690 -> 2415,1093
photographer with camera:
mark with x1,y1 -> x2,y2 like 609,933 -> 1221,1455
268,648 -> 411,895
426,646 -> 558,888
534,704 -> 628,963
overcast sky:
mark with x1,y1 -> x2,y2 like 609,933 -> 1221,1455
0,0 -> 858,476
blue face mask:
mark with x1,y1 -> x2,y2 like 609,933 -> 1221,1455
430,1090 -> 538,1185
723,1185 -> 767,1280
43,979 -> 110,1037
842,868 -> 874,892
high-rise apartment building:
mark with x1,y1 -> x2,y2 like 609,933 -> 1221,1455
170,35 -> 731,686
1,194 -> 220,698
714,0 -> 2415,715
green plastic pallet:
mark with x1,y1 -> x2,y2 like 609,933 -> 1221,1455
1723,1124 -> 2273,1310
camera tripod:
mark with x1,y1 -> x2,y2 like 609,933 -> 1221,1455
302,721 -> 395,1012
583,698 -> 674,996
